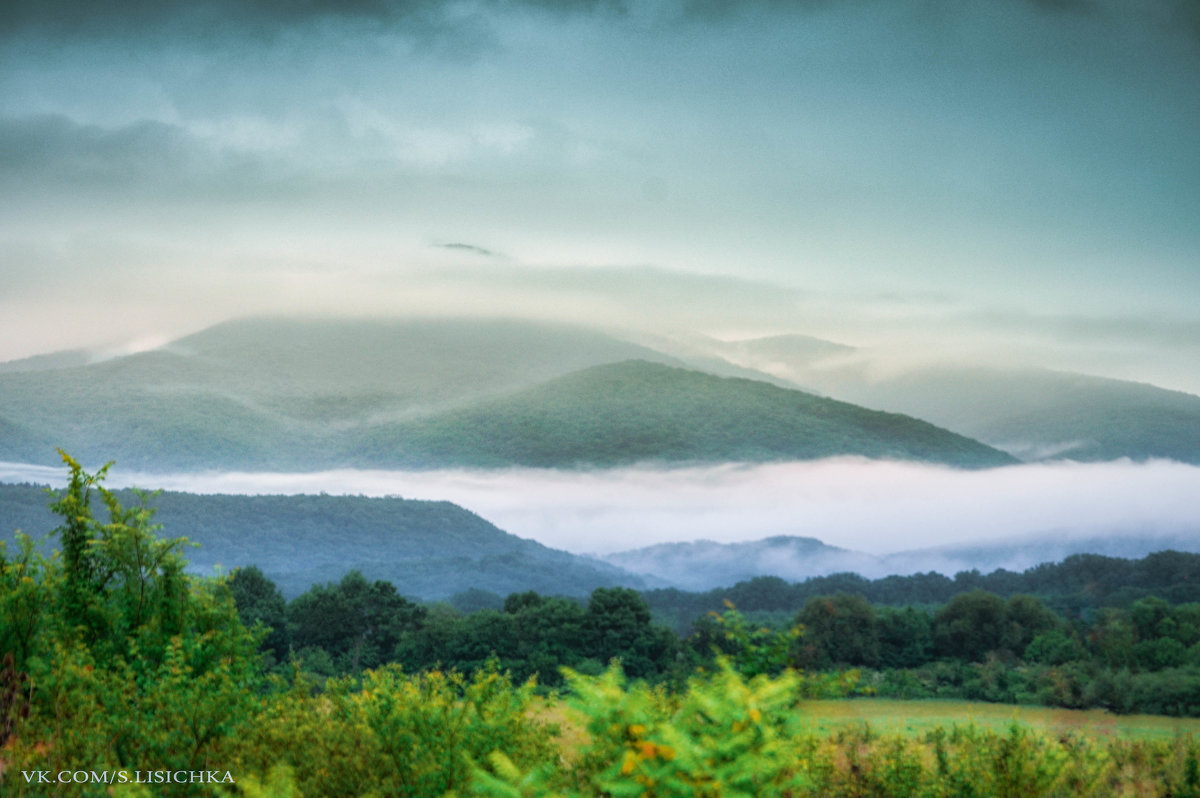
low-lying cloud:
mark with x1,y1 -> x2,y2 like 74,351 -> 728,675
4,458 -> 1196,559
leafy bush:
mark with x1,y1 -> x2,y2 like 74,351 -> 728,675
228,661 -> 555,798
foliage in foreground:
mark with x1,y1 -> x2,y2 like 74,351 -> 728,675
472,662 -> 1200,798
0,455 -> 553,797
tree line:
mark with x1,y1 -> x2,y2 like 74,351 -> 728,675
642,549 -> 1200,633
229,554 -> 1200,716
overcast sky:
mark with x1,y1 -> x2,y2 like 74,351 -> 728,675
3,0 -> 1199,390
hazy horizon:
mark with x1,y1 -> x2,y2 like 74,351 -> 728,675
3,0 -> 1199,393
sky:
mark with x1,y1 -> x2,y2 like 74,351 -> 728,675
2,0 -> 1200,390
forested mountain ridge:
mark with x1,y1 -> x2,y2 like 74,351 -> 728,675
5,315 -> 1195,469
352,360 -> 1017,469
0,317 -> 1016,471
0,482 -> 640,599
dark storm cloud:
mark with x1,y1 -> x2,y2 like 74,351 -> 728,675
0,0 -> 626,41
677,0 -> 1095,21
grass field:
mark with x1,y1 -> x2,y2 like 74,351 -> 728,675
793,698 -> 1200,741
536,697 -> 1200,750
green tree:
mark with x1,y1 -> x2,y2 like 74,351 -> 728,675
933,590 -> 1009,662
584,587 -> 675,679
876,606 -> 933,669
794,593 -> 879,668
287,570 -> 425,673
1089,607 -> 1137,668
229,565 -> 289,659
1025,629 -> 1084,666
1003,594 -> 1060,653
1131,595 -> 1174,641
2,454 -> 265,794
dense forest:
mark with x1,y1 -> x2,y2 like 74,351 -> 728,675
3,458 -> 1200,796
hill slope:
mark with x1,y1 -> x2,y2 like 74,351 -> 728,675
353,360 -> 1017,469
711,337 -> 1200,464
838,366 -> 1200,463
0,482 -> 640,599
0,317 -> 676,470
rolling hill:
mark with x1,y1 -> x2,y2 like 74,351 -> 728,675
0,482 -> 640,599
351,360 -> 1017,469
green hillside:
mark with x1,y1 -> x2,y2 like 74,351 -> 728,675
354,360 -> 1017,469
714,337 -> 1200,464
0,415 -> 45,463
0,482 -> 640,599
0,318 -> 1019,471
0,317 -> 675,469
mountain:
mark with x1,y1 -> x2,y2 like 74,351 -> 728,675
161,316 -> 677,412
0,317 -> 677,470
0,348 -> 94,373
0,415 -> 46,464
600,536 -> 880,592
0,317 -> 1015,471
0,482 -> 641,599
833,366 -> 1200,464
352,360 -> 1017,469
601,531 -> 1200,593
709,337 -> 1200,464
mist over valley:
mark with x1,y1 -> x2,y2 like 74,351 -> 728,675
4,453 -> 1198,598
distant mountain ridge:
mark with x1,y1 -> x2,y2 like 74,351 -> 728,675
6,480 -> 1196,601
600,536 -> 876,592
603,531 -> 1200,592
706,336 -> 1200,464
6,315 -> 1195,469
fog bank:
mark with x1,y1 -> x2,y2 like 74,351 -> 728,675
3,458 -> 1195,557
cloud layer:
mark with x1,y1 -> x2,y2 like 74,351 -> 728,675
5,458 -> 1196,557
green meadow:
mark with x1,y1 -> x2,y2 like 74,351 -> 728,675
800,698 -> 1200,741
